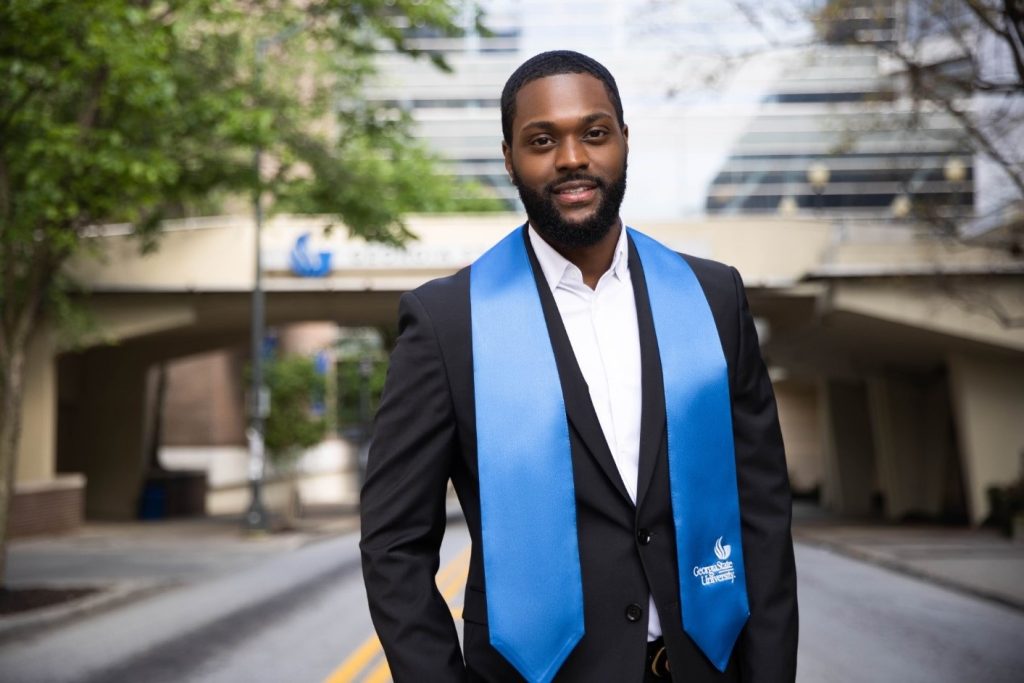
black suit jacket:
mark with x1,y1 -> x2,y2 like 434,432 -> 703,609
360,230 -> 798,682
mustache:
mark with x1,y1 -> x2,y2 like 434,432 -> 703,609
544,172 -> 606,194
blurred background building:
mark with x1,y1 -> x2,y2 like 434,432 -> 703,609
10,0 -> 1023,536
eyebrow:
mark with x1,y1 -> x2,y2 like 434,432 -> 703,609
520,112 -> 613,133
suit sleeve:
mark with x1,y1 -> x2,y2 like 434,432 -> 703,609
729,267 -> 799,682
359,291 -> 466,681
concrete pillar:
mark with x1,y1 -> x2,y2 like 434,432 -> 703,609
162,350 -> 246,448
70,346 -> 152,519
867,372 -> 954,520
16,326 -> 58,484
948,352 -> 1024,524
820,379 -> 877,516
773,379 -> 822,496
277,322 -> 338,356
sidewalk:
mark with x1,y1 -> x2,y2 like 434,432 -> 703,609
792,502 -> 1024,611
1,509 -> 361,642
2,501 -> 1022,644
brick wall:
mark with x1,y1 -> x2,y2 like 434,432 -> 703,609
8,475 -> 85,538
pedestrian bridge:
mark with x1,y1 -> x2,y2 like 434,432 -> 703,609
13,213 -> 1024,535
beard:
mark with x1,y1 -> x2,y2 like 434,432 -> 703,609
512,159 -> 627,249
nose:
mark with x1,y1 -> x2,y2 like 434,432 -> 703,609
554,137 -> 589,172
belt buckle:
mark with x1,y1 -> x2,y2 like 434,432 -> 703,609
649,643 -> 670,679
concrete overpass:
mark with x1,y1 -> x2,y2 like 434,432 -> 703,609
11,213 -> 1024,536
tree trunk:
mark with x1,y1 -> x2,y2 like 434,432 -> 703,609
0,340 -> 28,588
283,467 -> 303,530
0,233 -> 59,587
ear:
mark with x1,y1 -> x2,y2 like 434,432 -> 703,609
502,140 -> 514,180
622,123 -> 629,152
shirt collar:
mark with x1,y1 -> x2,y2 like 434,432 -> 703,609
527,222 -> 629,292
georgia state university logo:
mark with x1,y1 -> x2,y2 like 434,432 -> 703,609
693,536 -> 737,587
289,233 -> 333,278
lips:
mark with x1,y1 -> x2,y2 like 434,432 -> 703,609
550,178 -> 601,206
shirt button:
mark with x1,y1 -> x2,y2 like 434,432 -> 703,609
637,529 -> 652,546
625,604 -> 643,622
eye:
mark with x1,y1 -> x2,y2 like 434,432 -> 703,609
584,128 -> 608,140
529,135 -> 555,147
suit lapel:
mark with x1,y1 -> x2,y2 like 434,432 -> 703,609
628,235 -> 667,508
523,231 -> 634,507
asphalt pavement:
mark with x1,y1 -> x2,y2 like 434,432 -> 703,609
0,520 -> 369,683
3,500 -> 1022,647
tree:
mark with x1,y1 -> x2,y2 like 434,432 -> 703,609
816,1 -> 1023,230
720,0 -> 1023,237
0,0 -> 488,586
263,355 -> 327,468
261,354 -> 327,524
334,327 -> 387,431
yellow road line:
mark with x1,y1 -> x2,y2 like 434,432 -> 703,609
363,660 -> 393,683
435,545 -> 472,592
438,545 -> 472,598
322,632 -> 382,683
324,545 -> 471,683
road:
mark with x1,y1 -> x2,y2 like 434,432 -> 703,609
0,521 -> 1021,682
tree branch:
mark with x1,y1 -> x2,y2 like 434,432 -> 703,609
0,153 -> 9,222
0,236 -> 18,341
77,65 -> 110,130
1004,0 -> 1024,84
972,77 -> 1024,91
935,93 -> 1024,195
10,238 -> 59,356
882,42 -> 1024,196
729,0 -> 783,48
964,0 -> 1010,37
0,78 -> 45,138
937,5 -> 981,73
940,276 -> 1024,328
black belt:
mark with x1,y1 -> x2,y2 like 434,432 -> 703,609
645,637 -> 671,680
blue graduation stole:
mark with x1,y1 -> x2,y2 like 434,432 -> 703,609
471,225 -> 749,682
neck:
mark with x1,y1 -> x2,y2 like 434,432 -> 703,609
539,220 -> 622,290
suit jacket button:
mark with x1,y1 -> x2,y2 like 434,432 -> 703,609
637,528 -> 652,545
625,603 -> 643,622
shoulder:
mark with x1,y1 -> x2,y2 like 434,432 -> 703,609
408,266 -> 471,310
679,252 -> 735,283
400,267 -> 472,350
678,252 -> 742,316
671,252 -> 747,369
627,227 -> 741,310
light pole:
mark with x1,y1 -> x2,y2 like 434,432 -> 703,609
244,25 -> 307,532
807,162 -> 830,213
891,193 -> 911,220
777,195 -> 798,217
944,157 -> 967,226
245,37 -> 272,533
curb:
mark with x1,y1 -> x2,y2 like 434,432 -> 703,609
0,515 -> 363,645
0,580 -> 179,644
795,533 -> 1024,613
0,508 -> 454,646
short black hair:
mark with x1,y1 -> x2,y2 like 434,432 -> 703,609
500,50 -> 625,145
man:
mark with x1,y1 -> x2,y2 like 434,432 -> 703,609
360,50 -> 797,682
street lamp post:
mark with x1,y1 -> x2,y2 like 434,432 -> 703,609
245,38 -> 273,533
891,193 -> 911,220
807,162 -> 830,213
944,157 -> 967,227
358,356 -> 373,433
777,195 -> 798,217
244,23 -> 311,532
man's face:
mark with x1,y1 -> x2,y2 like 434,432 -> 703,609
503,72 -> 628,249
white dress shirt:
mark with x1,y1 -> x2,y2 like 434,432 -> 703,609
527,224 -> 663,641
